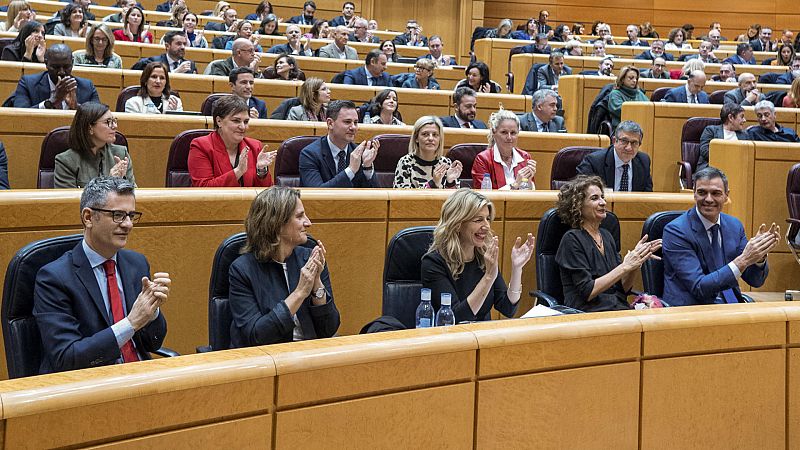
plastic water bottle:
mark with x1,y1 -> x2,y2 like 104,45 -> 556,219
480,173 -> 492,190
435,293 -> 456,327
518,178 -> 532,190
415,288 -> 434,328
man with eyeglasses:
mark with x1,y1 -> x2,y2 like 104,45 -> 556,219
576,120 -> 653,191
33,176 -> 170,374
12,43 -> 99,109
393,19 -> 428,47
635,40 -> 675,61
639,57 -> 669,79
348,18 -> 378,44
207,38 -> 261,77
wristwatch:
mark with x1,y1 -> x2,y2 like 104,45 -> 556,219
313,287 -> 325,299
256,166 -> 268,178
44,99 -> 54,109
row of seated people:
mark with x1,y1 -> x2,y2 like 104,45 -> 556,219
18,163 -> 782,375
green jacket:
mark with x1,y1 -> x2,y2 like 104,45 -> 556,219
54,143 -> 136,188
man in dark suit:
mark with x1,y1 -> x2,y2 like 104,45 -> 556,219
329,1 -> 355,27
776,57 -> 800,84
698,103 -> 748,171
634,40 -> 675,61
663,70 -> 709,104
12,44 -> 99,109
532,10 -> 552,37
0,141 -> 9,189
439,87 -> 487,129
206,39 -> 260,77
417,35 -> 454,66
299,100 -> 380,188
229,67 -> 267,119
519,89 -> 565,132
722,43 -> 756,65
205,8 -> 237,31
749,27 -> 775,52
576,120 -> 653,191
638,57 -> 669,79
749,100 -> 800,142
33,177 -> 169,374
620,24 -> 648,46
663,167 -> 778,306
392,19 -> 428,47
348,18 -> 379,44
535,51 -> 572,92
131,31 -> 197,74
723,73 -> 765,106
343,49 -> 391,86
288,0 -> 318,26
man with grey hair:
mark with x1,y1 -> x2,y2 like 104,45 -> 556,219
663,166 -> 779,305
576,120 -> 653,191
685,39 -> 719,63
723,73 -> 765,106
348,18 -> 378,43
639,57 -> 669,79
621,24 -> 647,46
206,38 -> 260,77
519,89 -> 565,132
749,100 -> 800,142
33,176 -> 170,374
319,26 -> 358,59
536,51 -> 572,92
663,70 -> 709,103
635,40 -> 675,61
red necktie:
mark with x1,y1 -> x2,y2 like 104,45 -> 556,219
463,122 -> 471,129
102,260 -> 140,363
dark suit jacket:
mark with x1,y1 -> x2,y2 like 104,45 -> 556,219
749,39 -> 775,52
748,125 -> 800,142
635,50 -> 675,61
228,248 -> 340,348
348,33 -> 379,44
620,40 -> 649,47
328,15 -> 349,27
266,43 -> 311,56
342,66 -> 391,87
576,147 -> 653,192
131,53 -> 198,73
0,141 -> 8,189
13,72 -> 99,108
439,115 -> 487,129
155,0 -> 170,11
723,88 -> 765,106
204,21 -> 227,32
536,64 -> 572,90
698,125 -> 748,170
288,15 -> 318,26
663,85 -> 710,104
33,243 -> 167,374
392,33 -> 428,47
722,54 -> 756,65
299,136 -> 379,187
519,113 -> 565,132
247,96 -> 268,119
663,208 -> 768,306
776,72 -> 797,85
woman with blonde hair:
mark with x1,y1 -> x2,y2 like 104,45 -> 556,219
286,78 -> 330,121
470,109 -> 537,189
783,77 -> 800,108
213,1 -> 230,17
229,186 -> 340,347
393,116 -> 462,188
680,58 -> 704,78
608,66 -> 647,129
0,0 -> 33,32
421,188 -> 535,322
74,24 -> 123,68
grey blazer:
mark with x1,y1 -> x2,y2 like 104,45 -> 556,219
723,88 -> 765,106
519,113 -> 566,132
317,43 -> 358,60
54,144 -> 136,188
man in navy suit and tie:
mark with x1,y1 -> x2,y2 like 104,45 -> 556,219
439,87 -> 487,129
229,67 -> 267,119
33,177 -> 170,374
519,89 -> 566,132
576,121 -> 653,191
299,100 -> 380,188
663,70 -> 710,104
343,49 -> 391,87
131,31 -> 198,74
13,44 -> 99,109
662,167 -> 779,306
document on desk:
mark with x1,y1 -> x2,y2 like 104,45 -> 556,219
521,304 -> 563,318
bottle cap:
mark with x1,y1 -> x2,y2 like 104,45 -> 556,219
441,292 -> 451,306
483,173 -> 490,178
421,288 -> 431,301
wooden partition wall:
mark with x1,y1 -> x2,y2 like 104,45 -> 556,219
0,187 -> 690,379
0,303 -> 797,448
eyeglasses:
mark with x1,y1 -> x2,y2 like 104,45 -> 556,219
616,137 -> 641,148
414,65 -> 429,71
90,208 -> 143,223
95,117 -> 118,127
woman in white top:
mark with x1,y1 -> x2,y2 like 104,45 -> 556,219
0,0 -> 33,32
53,3 -> 87,38
125,62 -> 183,114
664,27 -> 693,50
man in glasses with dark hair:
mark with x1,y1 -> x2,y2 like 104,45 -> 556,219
33,176 -> 170,374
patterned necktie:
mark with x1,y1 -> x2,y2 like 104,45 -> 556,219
336,149 -> 347,173
463,121 -> 471,129
101,260 -> 139,363
619,164 -> 630,191
709,224 -> 739,303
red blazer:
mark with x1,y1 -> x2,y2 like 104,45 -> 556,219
113,29 -> 154,43
188,132 -> 274,187
471,146 -> 532,189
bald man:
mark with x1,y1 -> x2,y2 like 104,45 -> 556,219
663,70 -> 709,104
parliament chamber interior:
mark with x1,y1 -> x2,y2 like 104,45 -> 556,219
0,0 -> 799,448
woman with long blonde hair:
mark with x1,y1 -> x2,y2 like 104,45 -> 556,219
421,188 -> 535,322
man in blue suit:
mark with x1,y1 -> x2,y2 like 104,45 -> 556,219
229,67 -> 267,119
0,141 -> 9,189
722,43 -> 756,65
663,167 -> 779,306
33,177 -> 170,374
663,70 -> 709,104
13,44 -> 99,109
439,87 -> 487,129
299,100 -> 380,188
343,49 -> 391,87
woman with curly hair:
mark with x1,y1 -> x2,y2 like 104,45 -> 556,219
555,175 -> 660,311
421,188 -> 535,322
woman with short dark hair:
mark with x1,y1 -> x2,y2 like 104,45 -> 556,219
54,103 -> 135,188
262,53 -> 305,80
379,40 -> 399,62
229,186 -> 340,347
188,96 -> 276,187
257,14 -> 280,36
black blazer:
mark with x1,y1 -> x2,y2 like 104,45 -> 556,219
204,21 -> 227,32
0,141 -> 8,189
228,248 -> 340,347
439,115 -> 487,129
635,50 -> 675,61
299,136 -> 379,187
576,147 -> 653,192
33,243 -> 167,374
132,53 -> 198,74
698,125 -> 748,170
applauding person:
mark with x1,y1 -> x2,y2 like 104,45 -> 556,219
113,6 -> 153,43
422,189 -> 535,322
125,62 -> 182,114
1,20 -> 45,63
394,116 -> 461,189
471,109 -> 536,189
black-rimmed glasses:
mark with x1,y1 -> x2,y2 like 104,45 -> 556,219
90,208 -> 143,223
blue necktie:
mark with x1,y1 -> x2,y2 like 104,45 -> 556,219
710,224 -> 739,303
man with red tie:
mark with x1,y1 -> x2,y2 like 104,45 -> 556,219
439,87 -> 487,129
34,176 -> 169,374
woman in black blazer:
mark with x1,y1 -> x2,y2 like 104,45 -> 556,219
228,187 -> 340,347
